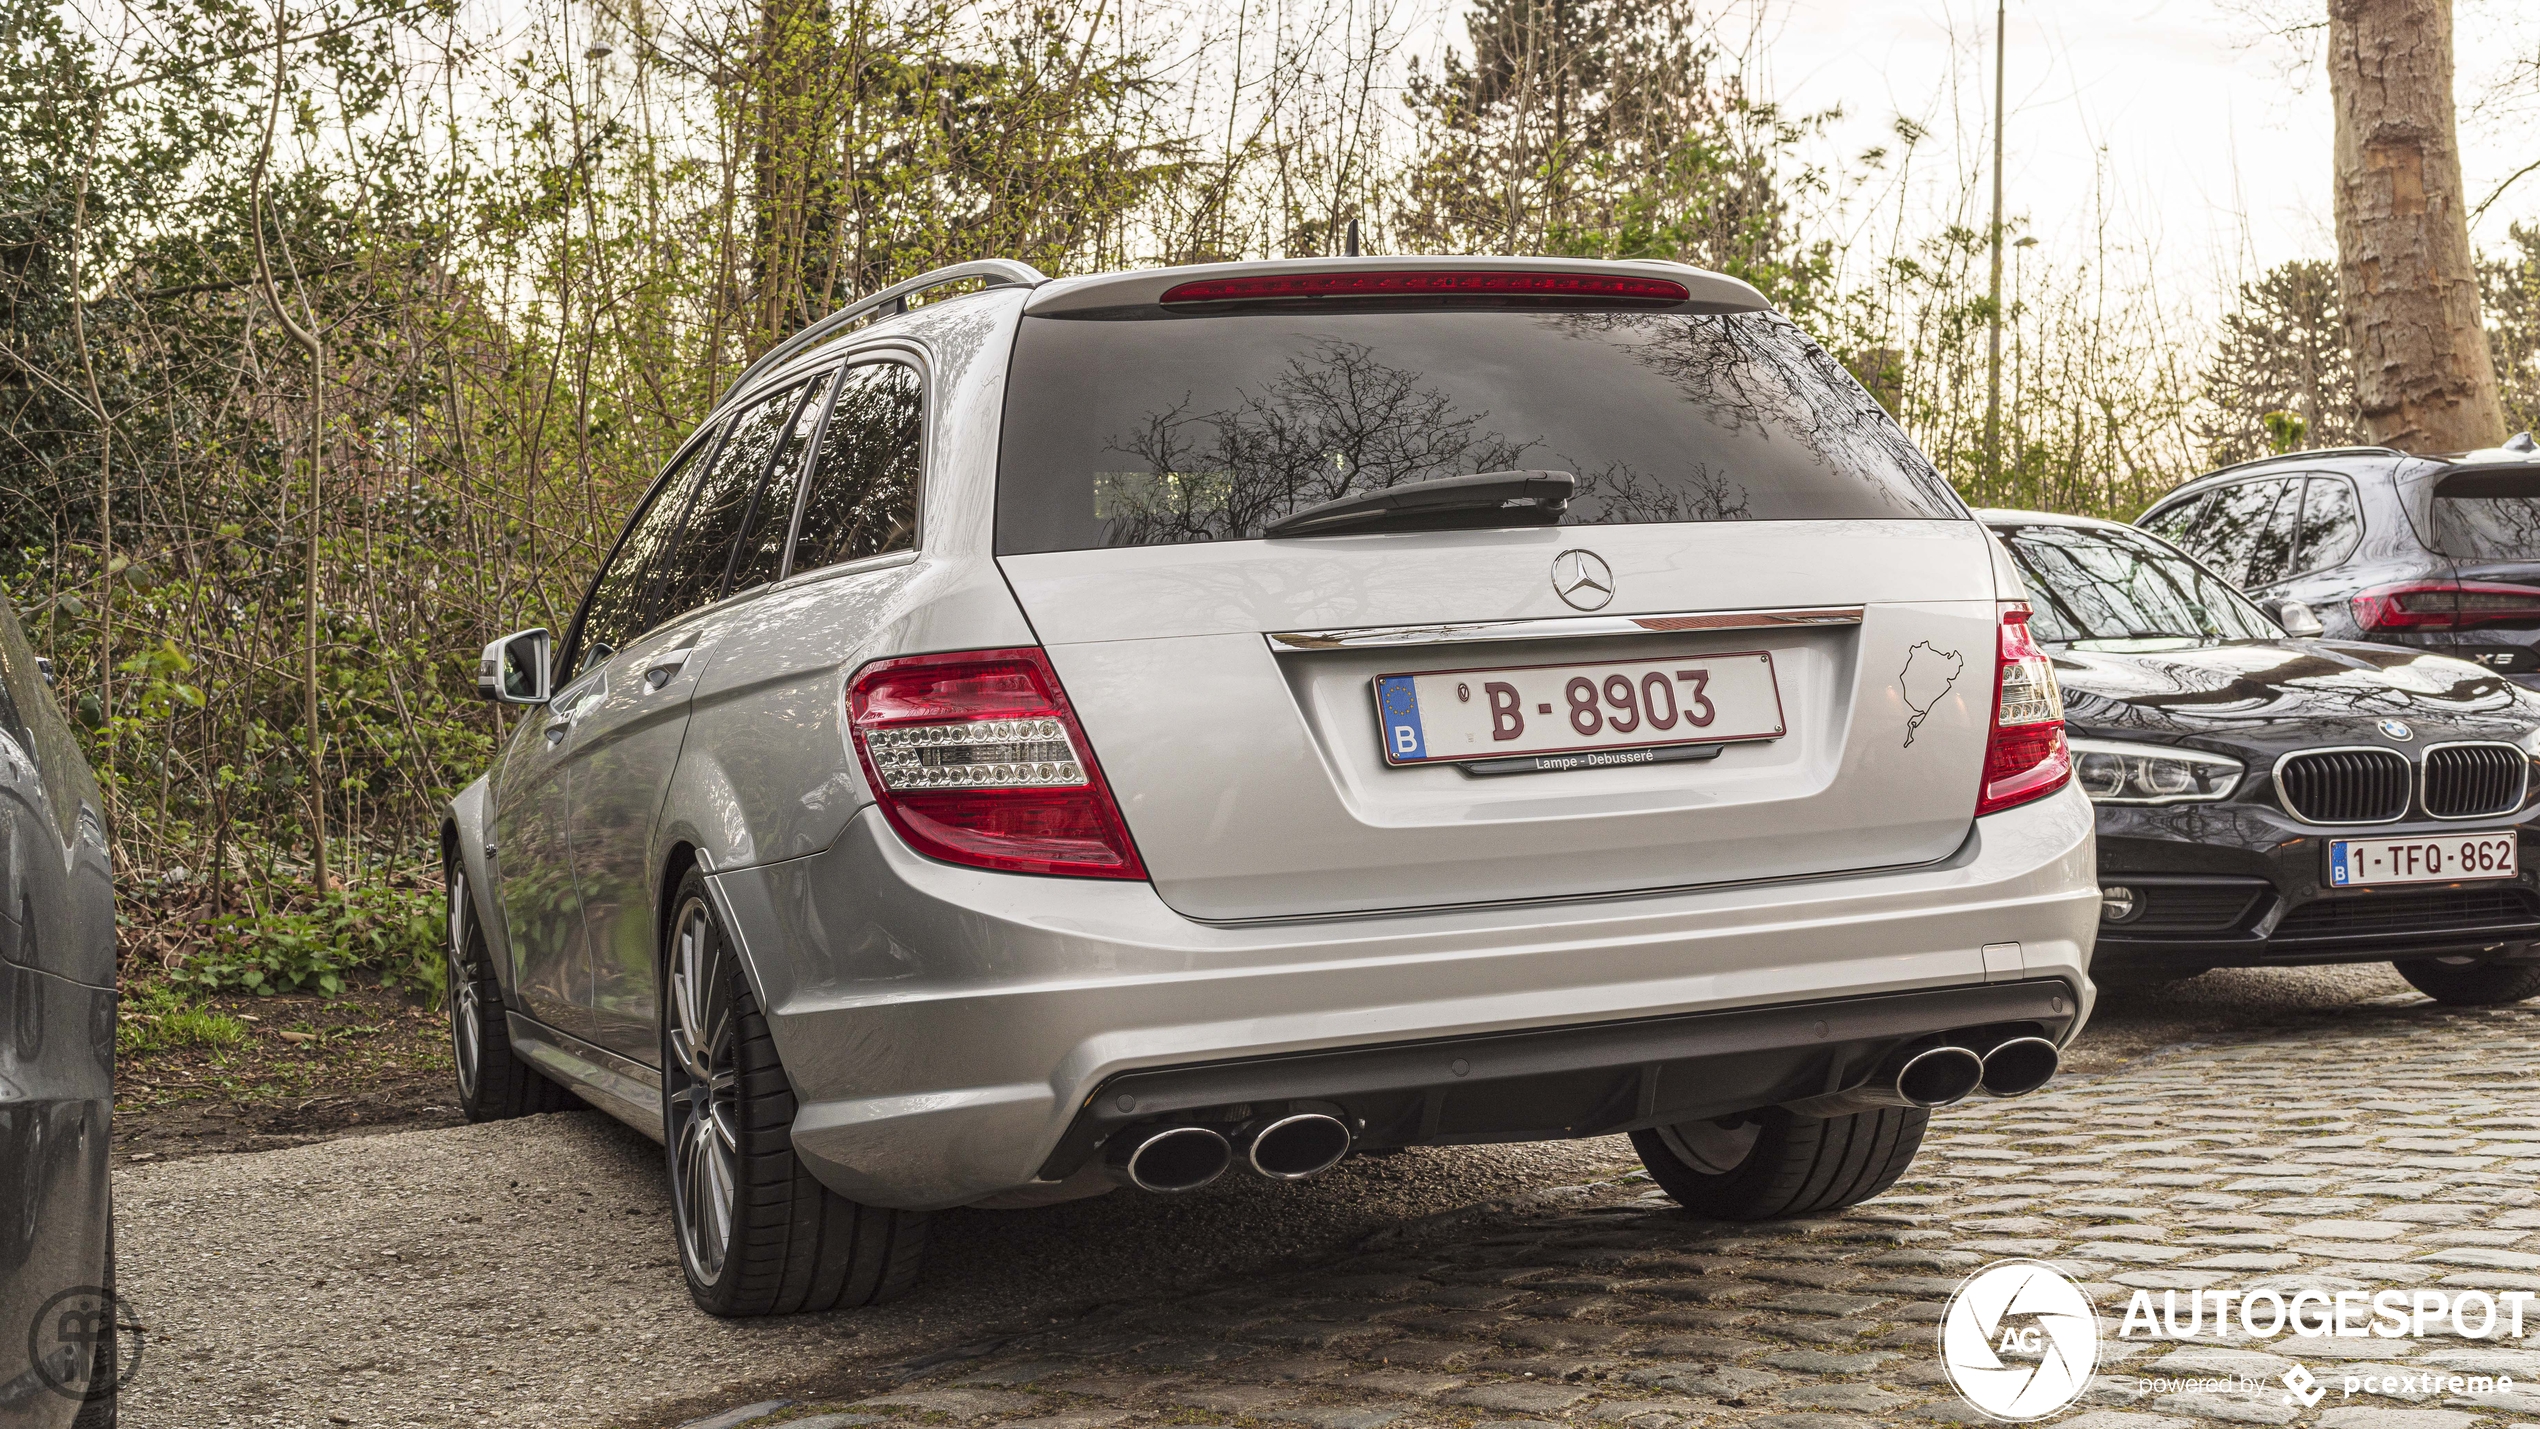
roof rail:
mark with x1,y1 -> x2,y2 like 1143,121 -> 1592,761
717,258 -> 1048,408
2193,445 -> 2407,482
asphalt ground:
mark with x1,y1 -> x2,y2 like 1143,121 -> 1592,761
110,963 -> 2449,1429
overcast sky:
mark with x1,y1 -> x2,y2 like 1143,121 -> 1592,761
1718,0 -> 2540,301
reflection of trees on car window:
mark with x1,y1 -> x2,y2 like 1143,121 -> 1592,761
1098,340 -> 1538,543
1563,310 -> 1960,519
999,307 -> 1964,553
2435,497 -> 2540,561
2003,524 -> 2280,645
1572,459 -> 1753,522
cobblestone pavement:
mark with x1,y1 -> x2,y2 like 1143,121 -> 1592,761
665,993 -> 2540,1429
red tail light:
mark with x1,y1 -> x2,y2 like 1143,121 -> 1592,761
1158,270 -> 1690,305
1976,606 -> 2072,818
2352,581 -> 2540,631
847,648 -> 1147,879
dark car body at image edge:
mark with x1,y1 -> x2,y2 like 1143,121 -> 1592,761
1987,507 -> 2540,997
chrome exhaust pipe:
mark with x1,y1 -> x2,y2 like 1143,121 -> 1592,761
1784,1043 -> 1985,1117
1891,1045 -> 1986,1107
1245,1113 -> 1354,1181
1978,1036 -> 2060,1098
1105,1125 -> 1232,1193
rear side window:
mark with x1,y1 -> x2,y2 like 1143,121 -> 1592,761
2430,469 -> 2540,560
2293,476 -> 2363,574
2243,480 -> 2302,586
792,362 -> 923,574
572,433 -> 716,677
2137,493 -> 2210,550
651,381 -> 806,621
726,371 -> 835,594
2186,478 -> 2295,585
994,308 -> 1961,553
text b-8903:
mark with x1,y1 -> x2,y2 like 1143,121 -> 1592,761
1374,650 -> 1785,766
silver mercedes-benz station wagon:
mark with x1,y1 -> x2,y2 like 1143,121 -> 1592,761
441,256 -> 2098,1316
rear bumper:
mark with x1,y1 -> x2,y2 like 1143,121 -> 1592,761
1034,978 -> 2077,1182
708,783 -> 2098,1210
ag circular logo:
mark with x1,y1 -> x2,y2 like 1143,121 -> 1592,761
1938,1259 -> 2098,1421
26,1284 -> 144,1402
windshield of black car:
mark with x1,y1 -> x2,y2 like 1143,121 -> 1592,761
1994,522 -> 2284,645
2429,469 -> 2540,561
993,306 -> 1965,553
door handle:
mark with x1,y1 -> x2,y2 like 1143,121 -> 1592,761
643,648 -> 696,691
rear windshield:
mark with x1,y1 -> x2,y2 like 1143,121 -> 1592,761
994,307 -> 1963,553
2430,469 -> 2540,561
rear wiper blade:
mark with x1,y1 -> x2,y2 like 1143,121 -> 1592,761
1263,469 -> 1575,538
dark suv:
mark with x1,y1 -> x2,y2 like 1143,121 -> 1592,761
2137,435 -> 2540,684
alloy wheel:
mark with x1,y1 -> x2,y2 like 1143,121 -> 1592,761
667,895 -> 742,1286
448,872 -> 482,1102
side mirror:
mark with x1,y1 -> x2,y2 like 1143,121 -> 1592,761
478,628 -> 552,704
2274,600 -> 2325,639
33,656 -> 51,687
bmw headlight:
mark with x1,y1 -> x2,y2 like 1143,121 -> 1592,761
2069,737 -> 2243,805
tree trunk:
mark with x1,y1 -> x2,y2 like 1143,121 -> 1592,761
2329,0 -> 2507,453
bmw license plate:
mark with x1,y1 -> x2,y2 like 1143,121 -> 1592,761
1375,651 -> 1784,769
2328,831 -> 2520,887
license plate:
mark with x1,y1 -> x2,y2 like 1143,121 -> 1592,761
2328,830 -> 2520,887
1375,651 -> 1785,766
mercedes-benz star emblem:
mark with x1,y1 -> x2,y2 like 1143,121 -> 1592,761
2379,719 -> 2414,741
1551,549 -> 1615,611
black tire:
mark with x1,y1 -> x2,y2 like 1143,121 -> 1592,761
2394,955 -> 2540,1007
662,868 -> 926,1316
447,866 -> 575,1121
1631,1105 -> 1929,1220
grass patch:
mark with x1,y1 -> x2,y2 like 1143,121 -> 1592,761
117,982 -> 250,1056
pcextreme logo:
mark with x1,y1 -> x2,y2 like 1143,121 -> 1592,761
1939,1260 -> 2100,1421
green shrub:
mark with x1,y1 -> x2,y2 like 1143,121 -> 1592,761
171,882 -> 445,998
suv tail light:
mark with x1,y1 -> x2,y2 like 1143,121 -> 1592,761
2352,581 -> 2540,631
847,648 -> 1147,879
1977,605 -> 2071,818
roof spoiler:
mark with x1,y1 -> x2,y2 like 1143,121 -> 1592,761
716,258 -> 1048,408
1024,256 -> 1771,316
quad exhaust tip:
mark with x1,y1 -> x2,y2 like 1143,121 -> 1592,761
1979,1036 -> 2060,1098
1246,1113 -> 1354,1181
1893,1045 -> 1986,1108
1108,1125 -> 1232,1193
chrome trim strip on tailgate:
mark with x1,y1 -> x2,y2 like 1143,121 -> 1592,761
1266,605 -> 1866,651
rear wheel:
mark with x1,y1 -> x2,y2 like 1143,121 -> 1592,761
662,869 -> 927,1316
1631,1105 -> 1928,1220
2394,954 -> 2540,1007
447,867 -> 575,1121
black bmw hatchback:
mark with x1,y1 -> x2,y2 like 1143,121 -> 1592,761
2134,434 -> 2540,685
1984,509 -> 2540,1003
